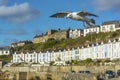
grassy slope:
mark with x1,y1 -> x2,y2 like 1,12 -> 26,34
14,30 -> 120,52
0,54 -> 12,62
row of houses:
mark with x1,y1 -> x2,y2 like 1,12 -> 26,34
84,20 -> 120,36
12,38 -> 120,64
0,40 -> 32,55
33,20 -> 120,43
11,40 -> 32,48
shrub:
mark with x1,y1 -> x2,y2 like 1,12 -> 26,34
65,61 -> 71,65
85,58 -> 93,63
50,61 -> 55,66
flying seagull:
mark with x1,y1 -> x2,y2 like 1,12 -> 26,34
50,11 -> 98,26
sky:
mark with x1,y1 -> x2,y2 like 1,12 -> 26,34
1,0 -> 120,46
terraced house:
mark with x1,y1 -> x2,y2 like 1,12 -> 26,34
12,37 -> 120,64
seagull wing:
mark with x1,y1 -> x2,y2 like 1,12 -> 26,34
50,12 -> 71,18
77,11 -> 98,17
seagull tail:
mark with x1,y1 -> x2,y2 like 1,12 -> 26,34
85,18 -> 96,27
90,18 -> 95,24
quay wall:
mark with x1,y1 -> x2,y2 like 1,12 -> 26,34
2,65 -> 120,73
1,65 -> 120,80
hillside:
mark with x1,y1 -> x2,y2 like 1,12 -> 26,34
0,55 -> 12,62
14,30 -> 120,52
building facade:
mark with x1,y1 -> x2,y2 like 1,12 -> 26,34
11,40 -> 32,48
83,26 -> 100,36
69,29 -> 83,39
100,20 -> 120,32
12,38 -> 120,64
0,46 -> 12,55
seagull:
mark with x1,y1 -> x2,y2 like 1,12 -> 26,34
50,11 -> 98,26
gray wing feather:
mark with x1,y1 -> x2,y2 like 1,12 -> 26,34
77,11 -> 98,17
50,12 -> 70,18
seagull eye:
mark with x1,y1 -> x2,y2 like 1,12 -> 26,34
69,14 -> 72,17
70,14 -> 72,16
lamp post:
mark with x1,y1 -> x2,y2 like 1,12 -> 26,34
71,57 -> 72,71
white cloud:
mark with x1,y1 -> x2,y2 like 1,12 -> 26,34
0,2 -> 40,24
93,0 -> 120,11
0,0 -> 7,6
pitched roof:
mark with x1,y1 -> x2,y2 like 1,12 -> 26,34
0,46 -> 11,50
102,20 -> 119,25
33,35 -> 43,38
85,25 -> 100,29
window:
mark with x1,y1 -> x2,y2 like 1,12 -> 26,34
34,54 -> 36,57
75,51 -> 78,54
43,54 -> 45,57
27,54 -> 28,57
114,45 -> 116,49
39,59 -> 41,62
105,52 -> 107,57
6,51 -> 8,53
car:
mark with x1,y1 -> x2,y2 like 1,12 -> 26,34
117,69 -> 120,76
78,70 -> 84,74
78,70 -> 91,74
84,70 -> 91,74
70,70 -> 76,73
104,70 -> 115,78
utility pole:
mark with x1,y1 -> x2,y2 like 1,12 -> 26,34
71,57 -> 72,71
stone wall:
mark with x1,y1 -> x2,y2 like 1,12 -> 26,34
1,65 -> 120,80
33,30 -> 69,43
0,71 -> 98,80
50,30 -> 69,40
2,65 -> 120,73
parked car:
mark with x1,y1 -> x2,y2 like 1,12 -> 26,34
70,70 -> 76,73
78,70 -> 84,74
117,69 -> 120,76
78,70 -> 91,74
84,70 -> 91,74
104,70 -> 115,78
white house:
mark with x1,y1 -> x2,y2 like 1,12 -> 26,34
0,46 -> 11,55
11,40 -> 32,48
69,29 -> 83,39
100,20 -> 120,32
83,26 -> 100,36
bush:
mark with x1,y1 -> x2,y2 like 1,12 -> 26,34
49,61 -> 55,66
72,60 -> 78,64
65,61 -> 71,65
103,59 -> 111,62
0,55 -> 12,62
85,58 -> 93,63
